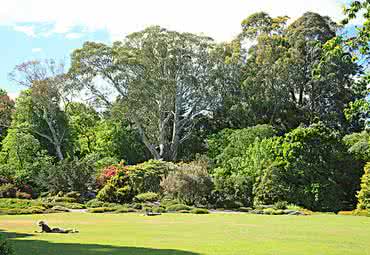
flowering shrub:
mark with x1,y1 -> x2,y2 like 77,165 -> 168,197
97,162 -> 125,187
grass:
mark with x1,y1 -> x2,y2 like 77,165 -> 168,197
1,213 -> 370,255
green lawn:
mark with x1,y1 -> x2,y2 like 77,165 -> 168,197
1,212 -> 370,255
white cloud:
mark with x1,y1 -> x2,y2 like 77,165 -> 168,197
31,47 -> 43,53
65,32 -> 83,39
13,25 -> 35,37
0,0 -> 350,42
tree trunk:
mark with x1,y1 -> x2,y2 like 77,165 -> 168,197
55,143 -> 64,161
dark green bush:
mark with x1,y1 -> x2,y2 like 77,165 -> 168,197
87,207 -> 117,213
134,192 -> 159,202
166,204 -> 191,212
0,184 -> 16,198
36,158 -> 96,195
190,208 -> 209,214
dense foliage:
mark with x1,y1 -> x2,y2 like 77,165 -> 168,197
0,5 -> 369,212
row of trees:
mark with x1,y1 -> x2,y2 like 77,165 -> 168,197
0,3 -> 369,212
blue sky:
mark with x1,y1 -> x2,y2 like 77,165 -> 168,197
0,0 -> 356,98
0,26 -> 110,95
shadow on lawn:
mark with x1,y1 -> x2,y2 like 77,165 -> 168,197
1,230 -> 200,255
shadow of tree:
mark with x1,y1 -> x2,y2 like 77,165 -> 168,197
1,230 -> 201,255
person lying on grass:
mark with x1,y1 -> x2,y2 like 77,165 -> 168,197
35,221 -> 79,234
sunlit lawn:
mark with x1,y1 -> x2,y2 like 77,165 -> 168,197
1,212 -> 370,255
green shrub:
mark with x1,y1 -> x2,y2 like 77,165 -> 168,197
96,174 -> 134,203
353,209 -> 369,217
160,199 -> 179,207
42,202 -> 85,210
53,197 -> 77,203
85,199 -> 104,208
134,192 -> 159,202
87,207 -> 117,213
5,206 -> 45,215
161,161 -> 213,206
0,234 -> 14,255
286,204 -> 303,211
0,184 -> 16,198
166,204 -> 191,212
36,158 -> 96,195
142,206 -> 153,213
272,209 -> 284,215
273,201 -> 288,210
85,199 -> 120,208
62,203 -> 86,209
190,208 -> 209,214
115,207 -> 137,213
0,198 -> 43,209
238,207 -> 252,212
65,191 -> 81,199
262,208 -> 276,215
51,206 -> 70,212
115,207 -> 129,213
152,207 -> 166,213
357,163 -> 370,212
97,160 -> 176,204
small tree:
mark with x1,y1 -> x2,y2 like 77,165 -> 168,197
357,163 -> 370,211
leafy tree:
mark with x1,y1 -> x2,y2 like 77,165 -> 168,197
343,130 -> 370,161
342,0 -> 370,62
89,118 -> 150,165
255,123 -> 362,211
0,89 -> 14,148
208,124 -> 276,168
9,60 -> 70,160
66,102 -> 100,157
70,26 -> 230,161
234,12 -> 358,131
208,125 -> 277,206
0,127 -> 54,189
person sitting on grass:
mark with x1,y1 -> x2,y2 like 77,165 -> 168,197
36,221 -> 79,234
